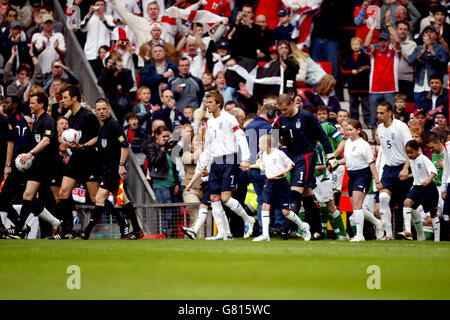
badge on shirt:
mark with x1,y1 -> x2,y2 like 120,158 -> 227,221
101,138 -> 107,148
352,146 -> 356,152
45,130 -> 52,136
391,133 -> 395,140
219,122 -> 223,130
296,120 -> 301,129
417,163 -> 422,170
8,124 -> 12,131
118,135 -> 125,142
35,134 -> 41,142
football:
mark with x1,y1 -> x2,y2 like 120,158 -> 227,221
61,128 -> 81,145
14,153 -> 33,172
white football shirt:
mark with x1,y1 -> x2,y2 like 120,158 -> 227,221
410,154 -> 437,186
344,137 -> 375,171
377,119 -> 413,166
260,149 -> 294,179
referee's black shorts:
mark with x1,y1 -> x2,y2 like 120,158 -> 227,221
99,165 -> 121,194
64,155 -> 100,183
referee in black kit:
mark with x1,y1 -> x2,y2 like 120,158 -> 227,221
80,98 -> 143,240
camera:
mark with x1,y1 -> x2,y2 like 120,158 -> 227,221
93,6 -> 100,10
242,12 -> 246,18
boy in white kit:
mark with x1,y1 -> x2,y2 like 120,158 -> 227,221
403,140 -> 439,241
249,135 -> 311,242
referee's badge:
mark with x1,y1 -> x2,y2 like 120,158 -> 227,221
296,120 -> 301,129
101,138 -> 107,148
35,134 -> 41,142
119,136 -> 125,142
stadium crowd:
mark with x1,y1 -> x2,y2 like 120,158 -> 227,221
0,0 -> 449,242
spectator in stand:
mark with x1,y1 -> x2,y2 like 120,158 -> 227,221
31,14 -> 66,75
419,0 -> 442,33
213,71 -> 236,105
183,105 -> 194,123
380,0 -> 421,37
142,125 -> 180,238
27,3 -> 66,38
91,45 -> 110,78
430,5 -> 450,54
365,13 -> 401,129
310,0 -> 346,82
133,85 -> 160,135
176,24 -> 207,80
139,44 -> 179,106
152,89 -> 189,132
139,21 -> 178,65
354,0 -> 380,45
393,92 -> 410,124
42,59 -> 80,92
228,4 -> 263,60
206,38 -> 231,78
273,9 -> 296,44
201,72 -> 214,91
80,0 -> 115,65
419,73 -> 449,121
110,27 -> 138,96
432,111 -> 449,132
253,15 -> 272,60
124,112 -> 147,166
304,74 -> 341,122
0,7 -> 19,43
97,50 -> 134,125
5,45 -> 42,109
167,57 -> 204,112
47,79 -> 68,121
396,21 -> 417,103
408,25 -> 448,109
1,20 -> 30,70
110,0 -> 162,50
341,36 -> 371,128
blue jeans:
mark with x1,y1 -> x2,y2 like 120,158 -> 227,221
369,92 -> 396,128
310,37 -> 340,80
154,187 -> 176,237
414,91 -> 428,111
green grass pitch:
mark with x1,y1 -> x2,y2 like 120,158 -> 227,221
0,239 -> 449,300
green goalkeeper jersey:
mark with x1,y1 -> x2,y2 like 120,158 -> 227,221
432,151 -> 444,186
320,121 -> 343,159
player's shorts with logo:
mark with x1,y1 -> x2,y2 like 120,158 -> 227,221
201,181 -> 212,206
407,183 -> 439,213
313,174 -> 334,203
208,154 -> 239,195
347,167 -> 372,197
262,178 -> 291,210
290,151 -> 316,188
380,164 -> 413,201
331,164 -> 345,191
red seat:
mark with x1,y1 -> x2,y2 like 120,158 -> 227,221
296,87 -> 314,100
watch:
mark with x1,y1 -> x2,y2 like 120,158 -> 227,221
119,162 -> 126,166
30,150 -> 35,156
5,163 -> 11,167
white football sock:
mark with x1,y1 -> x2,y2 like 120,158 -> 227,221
193,208 -> 208,233
353,209 -> 365,237
431,216 -> 440,242
363,208 -> 381,227
222,212 -> 231,236
38,208 -> 60,228
411,209 -> 425,241
286,211 -> 304,228
402,207 -> 412,233
379,192 -> 392,237
261,210 -> 270,237
224,198 -> 251,224
211,201 -> 225,236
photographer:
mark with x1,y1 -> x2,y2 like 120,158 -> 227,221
97,50 -> 134,126
142,125 -> 180,238
42,59 -> 80,92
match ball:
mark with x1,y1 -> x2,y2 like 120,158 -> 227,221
61,128 -> 81,145
15,153 -> 33,172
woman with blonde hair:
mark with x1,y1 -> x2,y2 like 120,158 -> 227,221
305,74 -> 341,120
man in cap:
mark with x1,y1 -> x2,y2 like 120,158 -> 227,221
408,24 -> 448,110
31,13 -> 66,74
364,11 -> 401,129
206,38 -> 231,77
273,8 -> 296,44
0,20 -> 31,66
